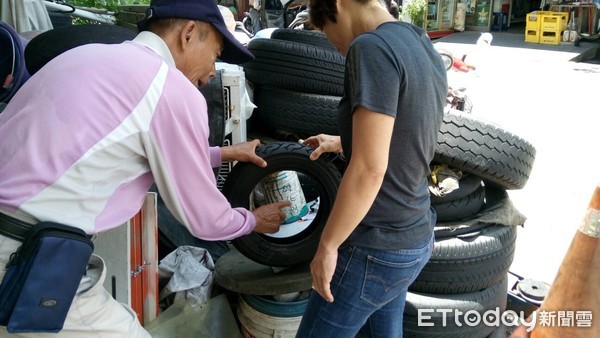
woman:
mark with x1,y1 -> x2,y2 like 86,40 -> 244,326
296,0 -> 448,336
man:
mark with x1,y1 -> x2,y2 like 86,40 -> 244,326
296,0 -> 448,337
0,0 -> 289,336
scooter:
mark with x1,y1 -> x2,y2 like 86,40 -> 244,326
435,48 -> 475,114
243,0 -> 309,35
438,33 -> 493,114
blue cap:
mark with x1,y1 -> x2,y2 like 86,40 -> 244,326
137,0 -> 254,64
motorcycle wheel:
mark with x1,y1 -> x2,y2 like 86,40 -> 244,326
222,141 -> 341,267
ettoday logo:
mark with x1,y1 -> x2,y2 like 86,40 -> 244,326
417,308 -> 593,332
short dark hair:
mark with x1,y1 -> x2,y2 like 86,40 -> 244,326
145,17 -> 185,34
308,0 -> 337,30
309,0 -> 373,30
146,18 -> 211,41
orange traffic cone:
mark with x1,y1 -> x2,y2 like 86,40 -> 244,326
511,184 -> 600,338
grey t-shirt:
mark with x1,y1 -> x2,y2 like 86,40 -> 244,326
341,22 -> 448,250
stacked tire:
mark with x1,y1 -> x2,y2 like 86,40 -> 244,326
243,29 -> 343,139
234,28 -> 537,338
405,111 -> 536,337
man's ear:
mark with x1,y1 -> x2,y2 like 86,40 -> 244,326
179,20 -> 197,49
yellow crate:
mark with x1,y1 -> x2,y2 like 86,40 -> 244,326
529,10 -> 555,16
526,12 -> 542,30
540,30 -> 560,45
541,14 -> 564,31
525,29 -> 540,43
552,12 -> 568,31
528,11 -> 568,31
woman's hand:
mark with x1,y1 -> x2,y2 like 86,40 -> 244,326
310,243 -> 338,302
220,139 -> 266,167
302,134 -> 342,161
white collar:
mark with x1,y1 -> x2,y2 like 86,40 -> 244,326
133,31 -> 175,66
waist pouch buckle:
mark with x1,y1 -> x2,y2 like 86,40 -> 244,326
0,221 -> 94,333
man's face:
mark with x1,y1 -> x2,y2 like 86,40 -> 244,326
179,24 -> 224,87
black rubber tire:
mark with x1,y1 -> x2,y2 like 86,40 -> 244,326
270,28 -> 336,51
434,48 -> 453,71
404,277 -> 508,338
430,173 -> 482,204
432,184 -> 485,222
47,11 -> 73,28
254,87 -> 340,137
435,110 -> 536,190
433,187 -> 510,239
25,24 -> 136,76
243,38 -> 345,96
410,225 -> 516,294
221,142 -> 341,267
200,70 -> 226,148
487,324 -> 507,338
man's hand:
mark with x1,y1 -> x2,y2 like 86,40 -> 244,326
252,200 -> 292,234
302,134 -> 342,161
221,139 -> 266,167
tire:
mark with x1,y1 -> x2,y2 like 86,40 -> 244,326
435,110 -> 536,190
47,11 -> 73,28
25,24 -> 136,76
270,28 -> 336,51
434,47 -> 453,71
433,187 -> 514,239
432,184 -> 485,222
487,324 -> 507,338
243,38 -> 345,96
254,87 -> 340,137
410,225 -> 516,294
200,70 -> 226,148
430,173 -> 482,204
404,277 -> 508,338
221,142 -> 341,267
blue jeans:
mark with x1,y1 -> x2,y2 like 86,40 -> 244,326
296,234 -> 434,338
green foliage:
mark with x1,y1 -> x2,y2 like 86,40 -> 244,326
404,0 -> 427,28
65,0 -> 150,24
69,0 -> 150,12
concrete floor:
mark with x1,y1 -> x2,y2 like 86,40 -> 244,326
432,27 -> 600,286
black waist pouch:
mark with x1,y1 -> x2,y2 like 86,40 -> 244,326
0,221 -> 94,333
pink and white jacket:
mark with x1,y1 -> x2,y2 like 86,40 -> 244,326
0,31 -> 255,239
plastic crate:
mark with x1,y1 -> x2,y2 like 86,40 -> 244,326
526,10 -> 553,30
540,30 -> 561,45
525,29 -> 540,43
526,12 -> 542,30
541,14 -> 563,31
553,12 -> 568,31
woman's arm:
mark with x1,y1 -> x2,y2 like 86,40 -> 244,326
310,106 -> 395,302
